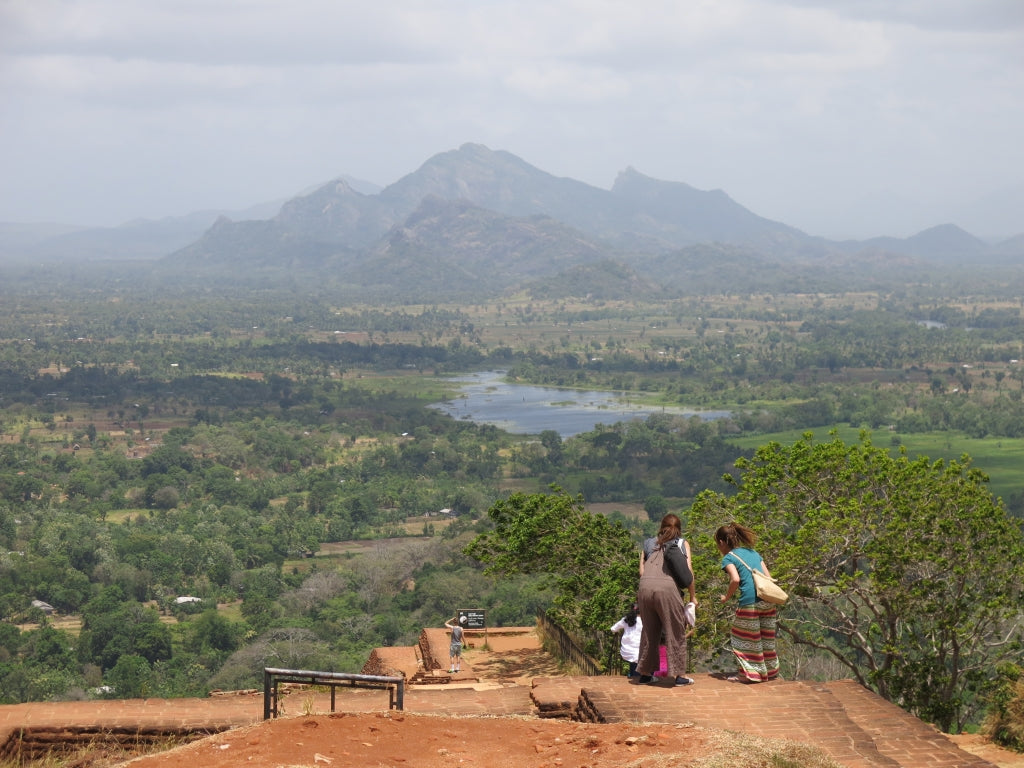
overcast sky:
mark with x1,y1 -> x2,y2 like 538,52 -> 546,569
1,0 -> 1022,240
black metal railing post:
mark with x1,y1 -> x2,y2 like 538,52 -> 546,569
262,668 -> 405,719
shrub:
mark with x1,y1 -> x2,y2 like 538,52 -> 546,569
984,664 -> 1024,753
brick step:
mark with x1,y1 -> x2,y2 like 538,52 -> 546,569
526,676 -> 999,768
409,670 -> 452,685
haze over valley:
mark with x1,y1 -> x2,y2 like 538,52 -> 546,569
2,144 -> 1022,303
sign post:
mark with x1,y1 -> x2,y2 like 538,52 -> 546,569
457,609 -> 487,646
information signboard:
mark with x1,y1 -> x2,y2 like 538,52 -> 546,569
457,609 -> 486,630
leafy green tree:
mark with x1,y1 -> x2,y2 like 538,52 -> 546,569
185,610 -> 241,656
151,486 -> 180,510
464,488 -> 636,638
78,591 -> 173,671
0,621 -> 20,657
207,627 -> 334,691
539,430 -> 564,467
106,653 -> 151,698
0,623 -> 83,703
643,494 -> 668,522
484,575 -> 552,626
239,594 -> 279,634
202,540 -> 238,587
688,432 -> 1024,733
21,622 -> 78,672
409,567 -> 482,618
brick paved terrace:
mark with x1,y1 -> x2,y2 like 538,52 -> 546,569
1,626 -> 1019,768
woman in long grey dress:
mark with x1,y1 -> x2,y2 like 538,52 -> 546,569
635,514 -> 695,687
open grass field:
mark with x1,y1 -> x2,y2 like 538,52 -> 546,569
339,368 -> 465,401
727,426 -> 1024,505
587,501 -> 648,521
397,514 -> 454,535
104,508 -> 149,523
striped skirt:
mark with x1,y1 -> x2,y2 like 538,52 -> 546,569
730,601 -> 779,682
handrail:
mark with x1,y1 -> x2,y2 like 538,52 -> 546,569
536,614 -> 610,676
263,667 -> 405,719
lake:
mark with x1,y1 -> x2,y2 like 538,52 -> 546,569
428,370 -> 730,438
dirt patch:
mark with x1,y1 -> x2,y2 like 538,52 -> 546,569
466,630 -> 541,653
467,638 -> 565,683
119,712 -> 715,768
587,501 -> 648,521
948,733 -> 1024,768
17,615 -> 83,634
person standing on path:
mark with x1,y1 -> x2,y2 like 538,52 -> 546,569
640,520 -> 698,607
610,603 -> 643,678
715,522 -> 779,683
444,616 -> 465,673
635,513 -> 695,687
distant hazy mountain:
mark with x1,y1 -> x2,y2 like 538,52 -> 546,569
0,221 -> 88,248
377,144 -> 810,251
0,198 -> 285,263
991,233 -> 1024,261
348,196 -> 612,297
162,143 -> 1024,299
607,167 -> 816,254
7,143 -> 1022,299
160,195 -> 616,299
274,178 -> 399,248
170,143 -> 825,277
860,224 -> 990,260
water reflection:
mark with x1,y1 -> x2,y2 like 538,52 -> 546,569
428,370 -> 729,438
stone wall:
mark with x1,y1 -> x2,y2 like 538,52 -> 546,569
419,627 -> 451,671
360,646 -> 420,678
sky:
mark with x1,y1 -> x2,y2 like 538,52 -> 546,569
1,0 -> 1022,241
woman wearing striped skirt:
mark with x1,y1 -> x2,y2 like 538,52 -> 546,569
714,522 -> 779,683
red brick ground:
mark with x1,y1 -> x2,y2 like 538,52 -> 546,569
1,629 -> 1019,768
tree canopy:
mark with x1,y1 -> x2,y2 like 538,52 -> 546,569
688,431 -> 1024,732
464,488 -> 638,639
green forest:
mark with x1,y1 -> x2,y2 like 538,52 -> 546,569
1,282 -> 1022,738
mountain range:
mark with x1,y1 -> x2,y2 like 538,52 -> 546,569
3,144 -> 1022,300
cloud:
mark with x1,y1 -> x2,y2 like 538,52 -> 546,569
0,0 -> 1021,238
776,0 -> 1024,32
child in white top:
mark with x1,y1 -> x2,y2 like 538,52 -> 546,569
610,604 -> 643,677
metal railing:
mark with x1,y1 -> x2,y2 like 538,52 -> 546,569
536,613 -> 612,676
262,667 -> 405,719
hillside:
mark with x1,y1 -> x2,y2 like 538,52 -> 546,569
147,143 -> 1023,300
5,143 -> 1022,300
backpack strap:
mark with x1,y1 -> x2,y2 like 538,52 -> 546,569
728,551 -> 752,573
